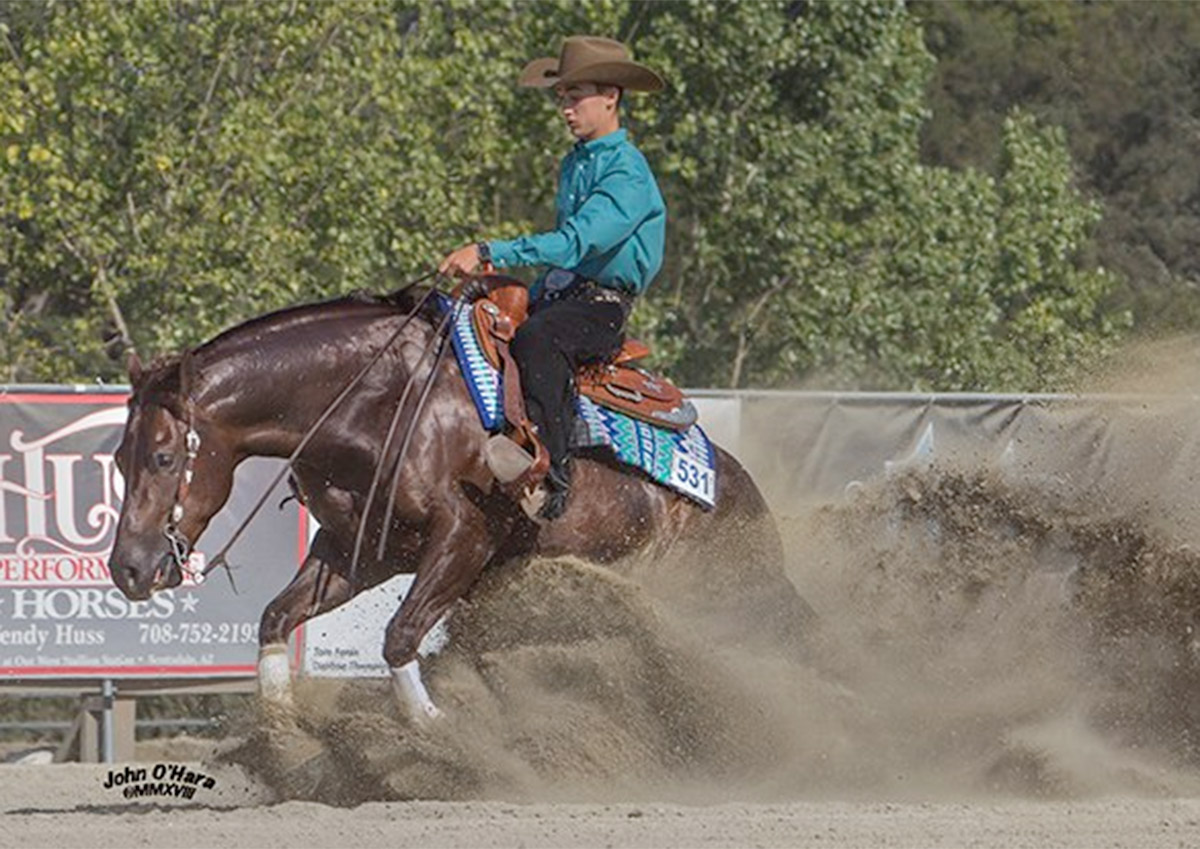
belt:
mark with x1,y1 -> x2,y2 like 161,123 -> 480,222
541,270 -> 634,317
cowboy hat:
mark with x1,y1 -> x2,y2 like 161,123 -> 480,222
518,36 -> 664,92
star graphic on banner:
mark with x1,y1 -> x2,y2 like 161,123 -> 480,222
179,592 -> 200,614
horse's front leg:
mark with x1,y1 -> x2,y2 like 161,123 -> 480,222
256,529 -> 355,710
383,505 -> 495,724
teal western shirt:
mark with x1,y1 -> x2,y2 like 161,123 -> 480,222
487,128 -> 665,297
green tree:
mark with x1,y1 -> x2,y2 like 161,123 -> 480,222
0,0 -> 612,381
914,0 -> 1200,334
1,0 -> 1124,391
629,1 -> 1124,389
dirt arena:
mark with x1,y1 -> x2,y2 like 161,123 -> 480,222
4,762 -> 1200,847
7,362 -> 1200,847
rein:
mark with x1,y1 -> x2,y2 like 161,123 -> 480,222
376,300 -> 460,560
195,273 -> 442,586
349,295 -> 463,579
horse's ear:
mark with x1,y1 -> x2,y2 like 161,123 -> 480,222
127,350 -> 144,387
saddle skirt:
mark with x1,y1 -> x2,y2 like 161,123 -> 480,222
435,282 -> 717,508
468,278 -> 698,431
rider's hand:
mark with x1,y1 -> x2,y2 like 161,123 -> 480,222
438,243 -> 481,278
458,276 -> 490,302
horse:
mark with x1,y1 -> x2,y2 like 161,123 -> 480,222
108,285 -> 811,723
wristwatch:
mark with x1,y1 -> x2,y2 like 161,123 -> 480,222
475,242 -> 492,267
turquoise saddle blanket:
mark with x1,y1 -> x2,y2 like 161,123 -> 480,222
436,294 -> 717,509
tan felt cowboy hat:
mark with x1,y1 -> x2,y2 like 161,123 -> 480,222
518,36 -> 664,92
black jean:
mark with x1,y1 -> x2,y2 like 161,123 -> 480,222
510,291 -> 626,479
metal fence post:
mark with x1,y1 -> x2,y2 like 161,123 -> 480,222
101,678 -> 115,764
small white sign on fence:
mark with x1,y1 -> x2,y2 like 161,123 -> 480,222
300,572 -> 412,678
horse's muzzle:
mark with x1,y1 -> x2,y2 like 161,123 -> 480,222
111,552 -> 181,601
111,563 -> 153,601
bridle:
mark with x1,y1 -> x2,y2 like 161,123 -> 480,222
161,351 -> 203,582
192,271 -> 444,587
139,276 -> 448,594
161,420 -> 201,579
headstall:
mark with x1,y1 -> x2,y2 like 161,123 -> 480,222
162,353 -> 202,579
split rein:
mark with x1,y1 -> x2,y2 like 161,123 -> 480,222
160,270 -> 461,591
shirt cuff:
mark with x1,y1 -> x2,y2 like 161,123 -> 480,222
486,239 -> 518,269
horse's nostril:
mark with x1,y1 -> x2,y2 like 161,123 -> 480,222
110,562 -> 150,598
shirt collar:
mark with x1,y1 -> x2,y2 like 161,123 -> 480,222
575,128 -> 628,155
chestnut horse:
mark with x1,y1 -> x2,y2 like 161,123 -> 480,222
109,286 -> 810,722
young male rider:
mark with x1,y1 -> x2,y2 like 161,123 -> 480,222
439,36 -> 666,520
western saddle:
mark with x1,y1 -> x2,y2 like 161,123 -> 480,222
460,274 -> 697,491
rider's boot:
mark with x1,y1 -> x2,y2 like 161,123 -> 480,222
538,461 -> 571,520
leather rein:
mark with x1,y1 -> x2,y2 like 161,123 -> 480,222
158,275 -> 442,591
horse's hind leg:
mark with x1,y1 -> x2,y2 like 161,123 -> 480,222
257,530 -> 354,708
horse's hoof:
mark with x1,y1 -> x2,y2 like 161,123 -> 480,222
390,660 -> 444,725
261,721 -> 329,799
415,702 -> 444,724
258,697 -> 300,729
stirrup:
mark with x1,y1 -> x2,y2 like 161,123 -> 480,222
486,442 -> 554,521
485,434 -> 535,483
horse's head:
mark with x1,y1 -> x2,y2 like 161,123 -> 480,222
110,353 -> 235,600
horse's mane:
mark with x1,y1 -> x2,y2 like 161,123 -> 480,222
196,285 -> 437,356
132,285 -> 439,408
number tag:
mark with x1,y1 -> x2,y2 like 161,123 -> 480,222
670,451 -> 715,505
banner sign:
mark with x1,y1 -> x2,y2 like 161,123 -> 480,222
302,572 -> 414,678
0,390 -> 304,679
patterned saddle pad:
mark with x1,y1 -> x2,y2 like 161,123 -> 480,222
436,294 -> 717,508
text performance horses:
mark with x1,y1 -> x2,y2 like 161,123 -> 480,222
109,289 -> 809,722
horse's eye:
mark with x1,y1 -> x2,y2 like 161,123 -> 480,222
154,451 -> 175,470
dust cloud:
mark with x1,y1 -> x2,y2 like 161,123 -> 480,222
223,340 -> 1200,806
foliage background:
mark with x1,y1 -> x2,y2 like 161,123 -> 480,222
0,0 -> 1164,390
914,0 -> 1200,337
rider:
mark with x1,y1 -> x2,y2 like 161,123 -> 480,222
439,36 -> 666,520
